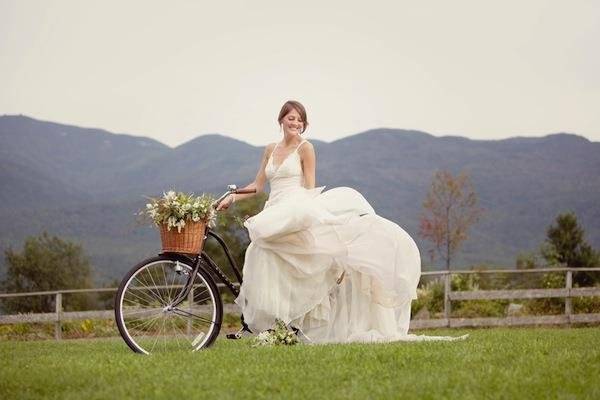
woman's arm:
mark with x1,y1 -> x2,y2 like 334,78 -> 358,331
231,143 -> 275,202
299,141 -> 316,189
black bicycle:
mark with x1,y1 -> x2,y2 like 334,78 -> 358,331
114,185 -> 255,354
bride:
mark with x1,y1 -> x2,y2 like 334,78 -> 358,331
217,100 -> 466,343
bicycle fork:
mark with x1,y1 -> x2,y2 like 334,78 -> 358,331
169,258 -> 202,308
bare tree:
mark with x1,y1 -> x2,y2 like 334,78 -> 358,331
419,170 -> 484,270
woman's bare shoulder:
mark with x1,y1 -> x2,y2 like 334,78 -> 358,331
263,142 -> 277,158
299,139 -> 314,151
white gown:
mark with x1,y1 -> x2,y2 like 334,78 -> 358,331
235,139 -> 467,343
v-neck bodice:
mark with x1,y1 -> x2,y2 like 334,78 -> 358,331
265,139 -> 307,204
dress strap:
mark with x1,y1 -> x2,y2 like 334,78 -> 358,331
271,139 -> 306,159
269,142 -> 279,160
294,139 -> 307,152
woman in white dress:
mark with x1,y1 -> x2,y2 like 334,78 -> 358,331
217,100 -> 466,343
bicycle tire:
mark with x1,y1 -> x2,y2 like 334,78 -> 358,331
114,253 -> 223,354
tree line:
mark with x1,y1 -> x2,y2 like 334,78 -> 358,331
1,170 -> 598,313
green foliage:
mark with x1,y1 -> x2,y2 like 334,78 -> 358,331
414,279 -> 445,315
516,251 -> 540,270
573,296 -> 600,314
451,273 -> 481,291
0,313 -> 243,341
541,211 -> 600,286
504,252 -> 547,289
1,232 -> 94,313
414,270 -> 577,318
0,319 -> 117,340
541,271 -> 566,288
410,295 -> 426,316
452,300 -> 507,318
521,271 -> 565,315
523,298 -> 565,316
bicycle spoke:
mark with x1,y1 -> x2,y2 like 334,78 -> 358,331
172,307 -> 214,325
145,266 -> 168,305
129,313 -> 162,338
162,263 -> 173,304
173,314 -> 192,348
169,318 -> 183,349
150,318 -> 163,353
127,310 -> 162,328
194,294 -> 214,305
193,288 -> 209,301
169,262 -> 178,301
124,289 -> 157,306
172,319 -> 193,347
123,310 -> 163,324
117,258 -> 220,353
133,275 -> 165,305
127,284 -> 159,305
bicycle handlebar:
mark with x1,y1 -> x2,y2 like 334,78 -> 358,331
235,188 -> 256,194
211,184 -> 257,209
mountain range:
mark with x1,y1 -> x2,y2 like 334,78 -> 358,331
1,115 -> 599,283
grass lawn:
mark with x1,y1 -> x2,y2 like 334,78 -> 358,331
1,327 -> 599,400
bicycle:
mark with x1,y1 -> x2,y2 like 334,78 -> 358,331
114,185 -> 256,354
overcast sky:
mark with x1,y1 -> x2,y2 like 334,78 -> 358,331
1,0 -> 598,147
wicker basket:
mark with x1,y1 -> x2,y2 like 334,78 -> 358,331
159,220 -> 206,255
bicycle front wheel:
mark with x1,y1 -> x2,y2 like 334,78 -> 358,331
115,254 -> 222,354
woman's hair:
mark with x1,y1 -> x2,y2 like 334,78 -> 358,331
278,100 -> 309,134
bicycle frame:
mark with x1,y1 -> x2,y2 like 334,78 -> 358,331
163,227 -> 243,308
159,184 -> 255,336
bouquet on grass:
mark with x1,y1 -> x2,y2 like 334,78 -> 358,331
137,190 -> 217,254
253,319 -> 299,347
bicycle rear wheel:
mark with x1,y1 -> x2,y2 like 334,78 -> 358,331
115,254 -> 222,354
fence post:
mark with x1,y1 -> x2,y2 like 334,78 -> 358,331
444,271 -> 451,325
55,292 -> 62,340
565,269 -> 573,321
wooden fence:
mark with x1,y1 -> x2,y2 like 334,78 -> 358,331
1,267 -> 599,340
411,267 -> 600,329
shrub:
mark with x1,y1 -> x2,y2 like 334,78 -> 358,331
573,296 -> 600,314
452,300 -> 507,318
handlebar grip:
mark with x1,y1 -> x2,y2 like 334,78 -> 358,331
236,189 -> 257,194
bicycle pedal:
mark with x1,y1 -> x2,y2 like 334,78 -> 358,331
226,325 -> 253,340
226,333 -> 242,340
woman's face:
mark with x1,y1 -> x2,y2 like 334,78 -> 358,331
281,108 -> 304,137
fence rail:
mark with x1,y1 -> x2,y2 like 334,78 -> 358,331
1,267 -> 599,339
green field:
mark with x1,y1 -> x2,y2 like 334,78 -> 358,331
1,327 -> 599,400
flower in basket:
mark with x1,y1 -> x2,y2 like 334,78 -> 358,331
138,190 -> 217,232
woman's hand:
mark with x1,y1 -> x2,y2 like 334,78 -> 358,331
216,194 -> 235,211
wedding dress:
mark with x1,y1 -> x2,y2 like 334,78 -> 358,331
234,139 -> 467,343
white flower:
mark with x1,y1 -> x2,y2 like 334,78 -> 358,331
164,190 -> 177,202
140,190 -> 217,232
